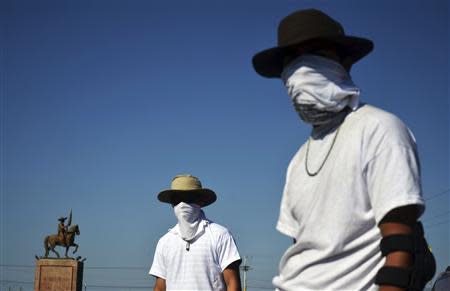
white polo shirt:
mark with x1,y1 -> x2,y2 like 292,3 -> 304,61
273,104 -> 425,290
149,219 -> 241,291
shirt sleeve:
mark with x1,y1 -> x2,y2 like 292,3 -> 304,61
276,158 -> 298,238
216,230 -> 241,271
364,120 -> 425,224
149,237 -> 167,279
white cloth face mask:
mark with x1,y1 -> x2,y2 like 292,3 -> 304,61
281,54 -> 360,124
173,202 -> 203,242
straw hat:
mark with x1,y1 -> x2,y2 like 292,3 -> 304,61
157,175 -> 217,207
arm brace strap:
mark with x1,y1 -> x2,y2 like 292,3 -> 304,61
380,234 -> 414,256
375,266 -> 411,288
375,222 -> 436,291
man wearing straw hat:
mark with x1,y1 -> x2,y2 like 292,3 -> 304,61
252,9 -> 435,291
149,174 -> 242,291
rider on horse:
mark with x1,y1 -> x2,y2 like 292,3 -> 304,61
57,217 -> 68,245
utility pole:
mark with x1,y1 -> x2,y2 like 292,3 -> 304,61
240,256 -> 252,291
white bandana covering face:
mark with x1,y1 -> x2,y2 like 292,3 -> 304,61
281,54 -> 360,124
173,202 -> 204,242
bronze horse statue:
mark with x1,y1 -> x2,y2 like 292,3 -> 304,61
44,224 -> 80,258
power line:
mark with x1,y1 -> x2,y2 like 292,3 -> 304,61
423,211 -> 450,222
0,278 -> 276,289
0,264 -> 148,270
84,266 -> 148,270
84,284 -> 153,290
424,219 -> 449,229
0,280 -> 153,290
0,280 -> 33,284
247,285 -> 274,289
0,265 -> 33,269
425,188 -> 449,201
0,280 -> 154,289
249,278 -> 273,283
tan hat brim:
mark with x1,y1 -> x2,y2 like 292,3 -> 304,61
157,189 -> 217,207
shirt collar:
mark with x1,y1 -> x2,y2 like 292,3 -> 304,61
169,218 -> 210,237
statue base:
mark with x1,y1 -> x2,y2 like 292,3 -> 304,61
34,259 -> 83,291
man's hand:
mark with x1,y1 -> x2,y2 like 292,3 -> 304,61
223,260 -> 242,291
378,205 -> 419,291
153,277 -> 166,291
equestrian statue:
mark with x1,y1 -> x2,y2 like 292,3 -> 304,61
42,210 -> 81,259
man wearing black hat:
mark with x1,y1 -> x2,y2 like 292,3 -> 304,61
252,9 -> 434,291
149,175 -> 242,291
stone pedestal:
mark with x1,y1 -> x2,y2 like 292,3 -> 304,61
34,259 -> 83,291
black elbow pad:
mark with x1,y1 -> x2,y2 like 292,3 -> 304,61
375,222 -> 436,291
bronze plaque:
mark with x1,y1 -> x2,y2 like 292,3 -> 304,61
35,259 -> 83,291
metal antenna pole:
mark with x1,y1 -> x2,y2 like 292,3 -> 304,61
240,256 -> 251,291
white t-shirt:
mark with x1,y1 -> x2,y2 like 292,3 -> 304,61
149,219 -> 241,291
273,104 -> 425,291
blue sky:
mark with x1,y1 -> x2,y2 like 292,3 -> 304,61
1,0 -> 448,290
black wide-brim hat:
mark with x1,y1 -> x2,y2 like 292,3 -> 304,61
252,9 -> 374,78
157,175 -> 217,207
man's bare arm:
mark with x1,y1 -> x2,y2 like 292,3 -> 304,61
153,277 -> 166,291
378,205 -> 419,291
223,260 -> 242,291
